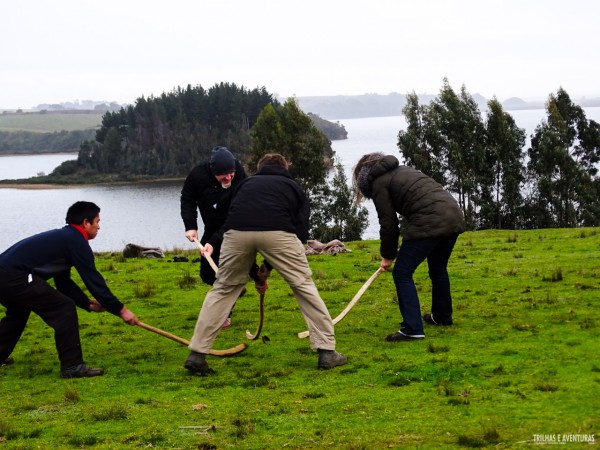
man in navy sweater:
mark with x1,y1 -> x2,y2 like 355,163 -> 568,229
0,201 -> 138,378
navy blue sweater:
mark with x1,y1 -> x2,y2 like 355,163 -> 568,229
0,226 -> 124,315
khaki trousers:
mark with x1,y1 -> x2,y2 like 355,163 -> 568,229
189,230 -> 336,353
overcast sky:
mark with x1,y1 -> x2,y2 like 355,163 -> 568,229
2,0 -> 598,109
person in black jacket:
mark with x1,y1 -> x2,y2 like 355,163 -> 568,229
184,153 -> 347,375
353,153 -> 466,341
180,146 -> 247,329
0,201 -> 139,378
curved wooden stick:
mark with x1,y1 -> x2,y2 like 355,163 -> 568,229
137,321 -> 248,356
192,238 -> 219,273
297,268 -> 383,339
245,293 -> 265,340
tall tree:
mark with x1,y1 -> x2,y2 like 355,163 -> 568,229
309,161 -> 369,242
526,88 -> 600,227
482,98 -> 526,229
249,97 -> 332,191
424,80 -> 487,228
397,92 -> 445,183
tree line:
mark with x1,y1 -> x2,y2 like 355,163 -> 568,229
0,129 -> 95,155
398,79 -> 600,230
36,79 -> 600,240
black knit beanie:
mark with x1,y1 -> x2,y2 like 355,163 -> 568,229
209,146 -> 236,175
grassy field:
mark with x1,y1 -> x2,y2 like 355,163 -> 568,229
0,228 -> 598,449
0,112 -> 103,133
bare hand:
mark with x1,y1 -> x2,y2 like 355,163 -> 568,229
185,230 -> 198,242
202,243 -> 214,257
380,258 -> 394,272
89,299 -> 106,313
119,306 -> 139,326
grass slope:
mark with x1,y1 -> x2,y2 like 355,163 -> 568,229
0,112 -> 103,133
0,229 -> 598,449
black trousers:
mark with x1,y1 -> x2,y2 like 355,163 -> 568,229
0,269 -> 83,370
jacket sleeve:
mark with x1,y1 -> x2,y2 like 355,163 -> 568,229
54,270 -> 92,311
372,182 -> 400,260
69,241 -> 124,316
180,171 -> 200,232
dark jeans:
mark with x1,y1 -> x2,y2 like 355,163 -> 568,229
392,234 -> 459,336
0,269 -> 83,370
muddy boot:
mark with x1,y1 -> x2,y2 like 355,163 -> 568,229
317,349 -> 347,369
184,351 -> 214,376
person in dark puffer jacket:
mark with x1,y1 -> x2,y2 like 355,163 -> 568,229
353,153 -> 466,341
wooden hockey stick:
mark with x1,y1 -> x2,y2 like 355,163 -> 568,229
192,238 -> 219,273
297,267 -> 383,339
137,321 -> 248,356
245,293 -> 265,340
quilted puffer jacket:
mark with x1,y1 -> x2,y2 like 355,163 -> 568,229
368,155 -> 466,259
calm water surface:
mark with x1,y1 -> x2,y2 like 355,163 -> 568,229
2,107 -> 599,252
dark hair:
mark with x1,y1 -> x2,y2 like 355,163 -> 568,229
257,153 -> 289,171
352,152 -> 385,202
65,201 -> 100,225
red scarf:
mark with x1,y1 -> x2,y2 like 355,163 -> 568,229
70,224 -> 89,240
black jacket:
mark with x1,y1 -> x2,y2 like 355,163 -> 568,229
220,164 -> 310,243
369,155 -> 466,259
0,226 -> 124,315
180,160 -> 246,246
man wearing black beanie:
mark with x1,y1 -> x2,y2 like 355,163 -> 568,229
180,146 -> 246,329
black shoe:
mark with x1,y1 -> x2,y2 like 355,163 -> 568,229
423,313 -> 452,326
61,363 -> 104,379
386,331 -> 425,342
1,356 -> 14,366
317,349 -> 348,369
184,351 -> 214,376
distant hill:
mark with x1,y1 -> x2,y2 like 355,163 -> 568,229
292,93 -> 600,120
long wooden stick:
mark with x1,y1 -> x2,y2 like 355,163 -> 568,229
192,238 -> 219,273
137,321 -> 247,356
297,268 -> 383,339
245,293 -> 265,340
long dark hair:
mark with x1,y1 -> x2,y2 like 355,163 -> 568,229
352,152 -> 384,203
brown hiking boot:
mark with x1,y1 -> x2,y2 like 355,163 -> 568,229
317,349 -> 347,369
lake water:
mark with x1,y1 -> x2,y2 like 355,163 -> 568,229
1,106 -> 599,253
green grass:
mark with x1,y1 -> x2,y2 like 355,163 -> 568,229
1,228 -> 599,449
0,112 -> 103,133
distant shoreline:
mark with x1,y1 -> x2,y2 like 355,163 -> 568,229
0,177 -> 185,190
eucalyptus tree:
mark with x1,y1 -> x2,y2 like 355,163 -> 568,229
482,98 -> 526,229
424,80 -> 487,228
397,92 -> 446,183
526,88 -> 600,227
249,97 -> 332,191
309,160 -> 368,242
249,99 -> 367,239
